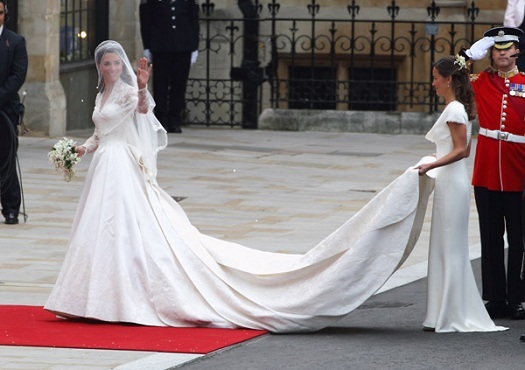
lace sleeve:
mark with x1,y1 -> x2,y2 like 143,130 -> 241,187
138,86 -> 149,114
80,129 -> 99,154
114,82 -> 149,115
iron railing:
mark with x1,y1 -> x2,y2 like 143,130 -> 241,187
189,1 -> 500,127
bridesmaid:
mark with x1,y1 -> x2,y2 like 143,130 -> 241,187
416,55 -> 506,332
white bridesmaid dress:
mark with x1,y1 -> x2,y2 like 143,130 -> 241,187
422,100 -> 506,333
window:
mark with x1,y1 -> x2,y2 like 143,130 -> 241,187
60,0 -> 108,63
288,67 -> 336,110
348,68 -> 396,111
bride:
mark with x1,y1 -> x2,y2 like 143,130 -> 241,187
45,41 -> 504,333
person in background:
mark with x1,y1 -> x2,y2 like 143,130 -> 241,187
0,0 -> 28,225
460,26 -> 525,321
139,0 -> 200,134
504,0 -> 525,70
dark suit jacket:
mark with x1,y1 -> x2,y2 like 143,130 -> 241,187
0,27 -> 28,127
139,0 -> 200,53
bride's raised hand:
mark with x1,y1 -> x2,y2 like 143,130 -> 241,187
137,57 -> 152,89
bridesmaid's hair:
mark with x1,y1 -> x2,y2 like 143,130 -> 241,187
433,55 -> 477,121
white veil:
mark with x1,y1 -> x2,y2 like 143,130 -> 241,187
94,40 -> 167,180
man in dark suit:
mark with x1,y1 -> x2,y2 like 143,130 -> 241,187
139,0 -> 200,133
0,0 -> 28,225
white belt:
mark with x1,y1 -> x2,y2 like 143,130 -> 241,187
478,128 -> 525,144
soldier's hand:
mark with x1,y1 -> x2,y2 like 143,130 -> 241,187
191,50 -> 198,65
465,37 -> 495,60
144,49 -> 153,63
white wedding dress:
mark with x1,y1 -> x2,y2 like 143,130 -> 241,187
422,101 -> 506,333
44,78 -> 436,333
44,71 -> 502,332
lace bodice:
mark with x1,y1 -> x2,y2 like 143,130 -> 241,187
81,79 -> 147,152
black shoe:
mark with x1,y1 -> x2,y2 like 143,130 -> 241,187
508,304 -> 525,320
4,212 -> 19,225
167,116 -> 182,134
485,301 -> 508,319
520,334 -> 525,342
168,126 -> 182,134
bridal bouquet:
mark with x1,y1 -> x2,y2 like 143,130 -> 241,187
48,137 -> 81,182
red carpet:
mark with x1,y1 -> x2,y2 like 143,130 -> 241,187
0,305 -> 268,353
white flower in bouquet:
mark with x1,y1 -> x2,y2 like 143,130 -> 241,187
48,137 -> 81,182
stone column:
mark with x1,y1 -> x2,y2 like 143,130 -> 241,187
19,0 -> 66,137
110,0 -> 143,63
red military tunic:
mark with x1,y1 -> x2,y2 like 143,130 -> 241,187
472,69 -> 525,191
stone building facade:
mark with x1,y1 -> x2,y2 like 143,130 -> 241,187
15,0 -> 506,136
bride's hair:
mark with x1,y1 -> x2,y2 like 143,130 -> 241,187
94,40 -> 135,92
433,56 -> 477,121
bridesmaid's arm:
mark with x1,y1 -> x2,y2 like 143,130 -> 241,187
417,122 -> 468,175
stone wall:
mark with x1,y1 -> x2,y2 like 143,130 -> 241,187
258,108 -> 479,135
19,0 -> 66,137
14,0 -> 504,136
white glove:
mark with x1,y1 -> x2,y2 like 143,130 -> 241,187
465,37 -> 495,60
191,50 -> 198,66
144,49 -> 153,63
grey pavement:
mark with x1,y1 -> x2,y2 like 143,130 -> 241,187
0,128 -> 523,369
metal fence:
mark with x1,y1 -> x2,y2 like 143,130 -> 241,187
186,0 -> 499,128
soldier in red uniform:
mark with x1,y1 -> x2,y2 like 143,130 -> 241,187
461,26 -> 525,320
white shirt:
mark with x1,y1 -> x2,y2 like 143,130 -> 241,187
504,0 -> 525,28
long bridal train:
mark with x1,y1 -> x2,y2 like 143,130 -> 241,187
45,39 -> 504,333
46,152 -> 439,332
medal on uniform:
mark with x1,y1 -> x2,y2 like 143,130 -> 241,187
509,83 -> 525,97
